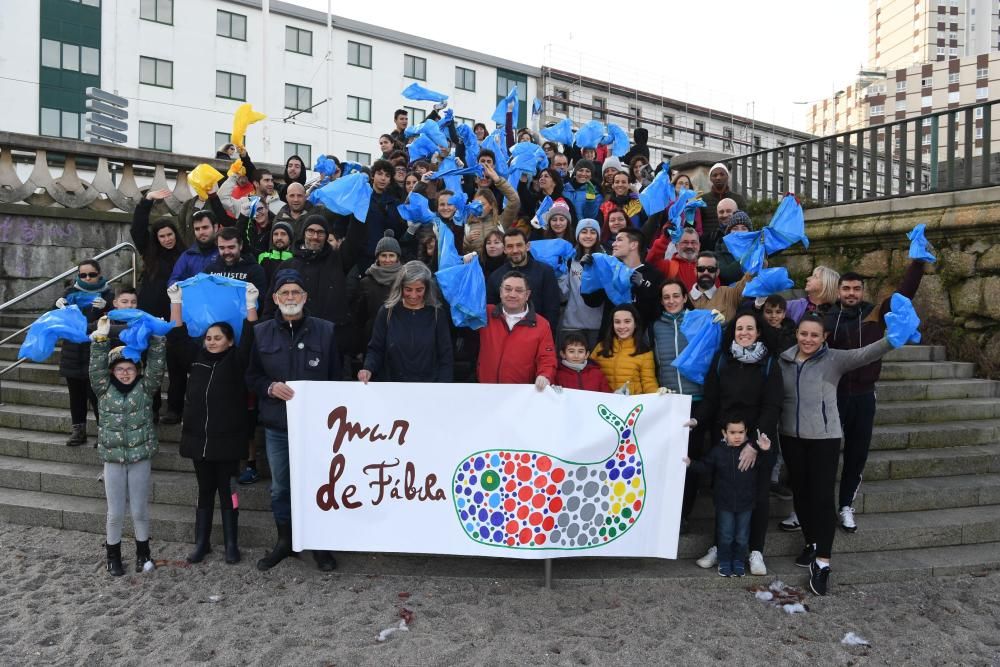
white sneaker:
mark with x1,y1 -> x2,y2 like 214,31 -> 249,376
696,545 -> 718,569
779,512 -> 801,532
749,550 -> 767,576
839,506 -> 858,533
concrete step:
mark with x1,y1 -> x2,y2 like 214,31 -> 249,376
883,345 -> 947,362
0,362 -> 64,386
0,404 -> 180,442
875,378 -> 1000,401
0,454 -> 272,512
855,473 -> 1000,514
870,419 -> 1000,451
879,361 -> 976,381
873,398 -> 1000,426
0,342 -> 59,364
0,425 -> 189,470
864,443 -> 1000,481
0,380 -> 166,411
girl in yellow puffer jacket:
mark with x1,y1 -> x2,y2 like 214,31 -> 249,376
590,304 -> 659,394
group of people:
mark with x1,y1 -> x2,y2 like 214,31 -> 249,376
51,99 -> 928,597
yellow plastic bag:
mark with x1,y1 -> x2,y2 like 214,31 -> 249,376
227,159 -> 245,178
231,103 -> 266,149
188,164 -> 224,200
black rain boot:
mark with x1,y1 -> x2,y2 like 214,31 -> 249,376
256,521 -> 292,571
105,542 -> 124,577
187,508 -> 214,563
220,508 -> 241,565
135,539 -> 155,573
312,550 -> 337,572
66,424 -> 87,447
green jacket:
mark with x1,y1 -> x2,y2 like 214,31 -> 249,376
89,337 -> 167,464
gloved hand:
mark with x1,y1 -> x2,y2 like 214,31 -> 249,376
579,253 -> 594,267
664,241 -> 678,261
657,387 -> 672,396
55,297 -> 68,309
711,309 -> 725,325
534,375 -> 550,391
90,316 -> 110,341
630,272 -> 649,289
407,221 -> 422,237
682,418 -> 698,429
462,252 -> 477,265
530,215 -> 542,230
91,296 -> 106,310
167,284 -> 182,305
551,385 -> 563,394
454,157 -> 465,168
433,101 -> 448,112
246,283 -> 259,310
613,381 -> 631,396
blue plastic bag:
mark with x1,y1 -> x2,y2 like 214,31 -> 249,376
18,306 -> 90,362
762,194 -> 809,254
884,292 -> 921,348
479,129 -> 510,179
308,172 -> 372,222
436,260 -> 486,330
671,310 -> 723,385
455,122 -> 480,165
65,291 -> 101,309
601,124 -> 630,156
743,267 -> 795,298
532,97 -> 542,116
573,120 -> 605,149
313,154 -> 338,183
639,166 -> 675,217
723,230 -> 767,275
668,189 -> 703,229
434,159 -> 483,195
541,118 -> 574,146
404,119 -> 449,149
581,254 -> 634,305
107,308 -> 174,361
534,195 -> 553,229
529,239 -> 575,277
449,192 -> 483,225
907,223 -> 936,263
340,161 -> 364,177
405,134 -> 440,162
397,193 -> 436,224
401,82 -> 448,103
508,142 -> 548,185
178,274 -> 247,342
492,84 -> 518,128
436,219 -> 462,271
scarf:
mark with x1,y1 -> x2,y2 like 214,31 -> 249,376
730,340 -> 768,365
561,359 -> 587,372
365,263 -> 402,287
110,374 -> 141,395
74,276 -> 108,293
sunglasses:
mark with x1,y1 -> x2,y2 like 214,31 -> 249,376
696,266 -> 718,274
79,271 -> 100,279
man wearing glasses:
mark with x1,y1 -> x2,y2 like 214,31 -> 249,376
687,251 -> 752,322
246,268 -> 341,573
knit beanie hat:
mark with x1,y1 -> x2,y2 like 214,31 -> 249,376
271,220 -> 293,240
108,346 -> 139,371
374,229 -> 402,257
575,218 -> 601,239
602,156 -> 624,175
574,159 -> 597,175
709,162 -> 730,178
727,210 -> 753,231
544,200 -> 572,226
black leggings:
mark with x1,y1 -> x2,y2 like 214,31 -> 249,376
782,435 -> 840,559
193,460 -> 236,510
65,377 -> 97,425
681,419 -> 709,520
749,447 -> 777,553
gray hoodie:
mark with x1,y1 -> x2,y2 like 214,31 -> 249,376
778,338 -> 893,439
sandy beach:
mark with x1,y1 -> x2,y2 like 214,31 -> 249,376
1,521 -> 998,666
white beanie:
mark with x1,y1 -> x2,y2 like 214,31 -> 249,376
709,162 -> 730,177
602,156 -> 624,175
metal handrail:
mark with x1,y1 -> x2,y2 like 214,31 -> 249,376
0,242 -> 138,401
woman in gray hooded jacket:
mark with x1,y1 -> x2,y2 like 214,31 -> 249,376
778,312 -> 894,597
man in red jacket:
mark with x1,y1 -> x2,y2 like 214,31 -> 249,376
478,271 -> 557,387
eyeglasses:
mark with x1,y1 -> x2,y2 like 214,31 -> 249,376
304,229 -> 326,236
112,366 -> 136,375
696,266 -> 719,274
275,290 -> 305,299
79,271 -> 100,279
501,286 -> 528,294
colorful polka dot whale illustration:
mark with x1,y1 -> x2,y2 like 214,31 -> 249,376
452,404 -> 645,549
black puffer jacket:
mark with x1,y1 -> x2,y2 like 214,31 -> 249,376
57,286 -> 113,380
695,348 -> 783,443
688,441 -> 761,512
180,322 -> 253,462
130,199 -> 183,319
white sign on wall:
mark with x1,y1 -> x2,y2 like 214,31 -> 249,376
287,382 -> 691,559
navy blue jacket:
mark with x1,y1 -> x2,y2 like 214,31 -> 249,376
688,441 -> 760,512
168,244 -> 219,285
246,314 -> 341,430
363,305 -> 453,382
344,190 -> 404,274
486,255 -> 562,331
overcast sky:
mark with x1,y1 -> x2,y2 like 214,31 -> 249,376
292,0 -> 869,133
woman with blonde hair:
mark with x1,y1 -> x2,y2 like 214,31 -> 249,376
785,266 -> 840,323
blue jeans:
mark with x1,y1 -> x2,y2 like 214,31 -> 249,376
265,428 -> 291,523
716,509 -> 752,566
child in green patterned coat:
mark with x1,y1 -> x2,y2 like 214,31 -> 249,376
89,316 -> 167,576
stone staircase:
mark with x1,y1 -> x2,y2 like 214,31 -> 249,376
0,324 -> 998,580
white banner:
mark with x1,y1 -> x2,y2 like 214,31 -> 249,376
287,382 -> 691,559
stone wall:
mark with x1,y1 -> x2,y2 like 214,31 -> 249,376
772,185 -> 1000,375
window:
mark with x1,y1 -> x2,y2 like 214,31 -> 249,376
41,39 -> 99,75
214,131 -> 231,148
284,142 -> 311,165
869,104 -> 885,116
553,88 -> 568,114
139,56 -> 172,88
592,96 -> 606,121
455,66 -> 475,91
454,116 -> 475,127
948,90 -> 960,103
937,46 -> 946,55
81,47 -> 99,75
976,127 -> 984,139
140,0 -> 172,24
977,66 -> 989,78
403,54 -> 426,80
346,150 -> 371,166
216,71 -> 246,100
921,76 -> 933,87
662,113 -> 674,138
896,80 -> 907,92
628,104 -> 642,131
923,117 -> 932,126
722,127 -> 733,151
753,134 -> 762,150
949,31 -> 958,40
403,106 -> 426,124
693,121 -> 706,144
949,72 -> 960,83
347,95 -> 371,122
139,121 -> 172,151
975,107 -> 984,118
285,26 -> 312,55
40,107 -> 82,139
949,47 -> 958,56
41,39 -> 60,68
896,99 -> 907,111
62,43 -> 80,71
347,41 -> 371,68
922,95 -> 933,106
977,86 -> 990,99
217,10 -> 246,40
284,83 -> 312,111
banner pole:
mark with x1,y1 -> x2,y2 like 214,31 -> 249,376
543,558 -> 552,589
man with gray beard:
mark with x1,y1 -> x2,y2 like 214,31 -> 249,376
246,268 -> 341,573
645,226 -> 702,292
